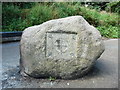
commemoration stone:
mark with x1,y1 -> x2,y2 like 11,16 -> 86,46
20,16 -> 105,79
46,32 -> 77,59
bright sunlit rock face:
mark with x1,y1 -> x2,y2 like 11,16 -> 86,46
20,16 -> 105,79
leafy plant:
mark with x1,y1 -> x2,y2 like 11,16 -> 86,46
97,25 -> 119,38
49,76 -> 56,81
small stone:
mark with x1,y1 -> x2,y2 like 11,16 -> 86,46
4,74 -> 8,77
50,82 -> 53,86
67,83 -> 69,85
10,76 -> 16,80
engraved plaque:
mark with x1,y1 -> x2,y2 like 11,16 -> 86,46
46,32 -> 77,59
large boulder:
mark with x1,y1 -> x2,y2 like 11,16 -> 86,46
20,16 -> 105,79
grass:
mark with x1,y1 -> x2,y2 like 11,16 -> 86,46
2,2 -> 119,38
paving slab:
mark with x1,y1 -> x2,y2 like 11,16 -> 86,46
1,39 -> 118,88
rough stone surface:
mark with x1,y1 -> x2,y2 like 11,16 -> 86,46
20,16 -> 105,79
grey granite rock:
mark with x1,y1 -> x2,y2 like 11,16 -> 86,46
20,16 -> 105,79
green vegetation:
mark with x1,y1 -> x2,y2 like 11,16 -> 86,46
27,3 -> 53,26
49,76 -> 56,81
2,2 -> 120,38
105,2 -> 120,13
97,25 -> 118,38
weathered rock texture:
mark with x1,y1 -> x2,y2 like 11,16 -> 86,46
20,16 -> 105,79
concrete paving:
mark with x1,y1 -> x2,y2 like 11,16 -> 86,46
1,39 -> 118,88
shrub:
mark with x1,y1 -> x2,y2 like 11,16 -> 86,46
2,3 -> 30,32
27,4 -> 53,25
75,6 -> 119,27
2,4 -> 22,31
97,25 -> 119,38
105,1 -> 120,13
2,2 -> 119,38
2,4 -> 21,26
54,3 -> 78,18
78,7 -> 100,26
81,2 -> 109,11
2,2 -> 35,9
98,12 -> 119,26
